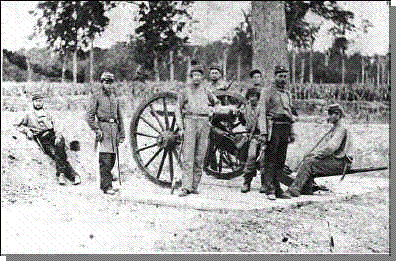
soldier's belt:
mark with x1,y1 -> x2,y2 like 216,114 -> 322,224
269,114 -> 292,124
184,112 -> 209,117
98,117 -> 118,123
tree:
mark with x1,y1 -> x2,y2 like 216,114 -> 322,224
251,1 -> 289,84
133,1 -> 193,82
30,1 -> 115,83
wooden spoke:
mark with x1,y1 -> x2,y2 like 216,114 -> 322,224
172,149 -> 183,166
136,142 -> 159,153
144,147 -> 164,168
168,150 -> 174,181
149,104 -> 165,131
162,98 -> 170,130
156,149 -> 167,179
135,132 -> 159,139
169,114 -> 176,131
140,116 -> 162,134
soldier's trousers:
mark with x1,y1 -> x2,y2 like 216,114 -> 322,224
261,121 -> 291,192
243,138 -> 260,184
37,132 -> 76,181
181,116 -> 210,192
99,152 -> 116,192
289,155 -> 348,193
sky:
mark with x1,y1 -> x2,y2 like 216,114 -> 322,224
1,1 -> 390,56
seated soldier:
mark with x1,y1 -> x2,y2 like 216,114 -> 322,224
284,104 -> 353,197
15,92 -> 81,185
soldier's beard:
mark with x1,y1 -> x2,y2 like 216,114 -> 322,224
33,105 -> 43,110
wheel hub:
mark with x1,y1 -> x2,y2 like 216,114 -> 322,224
157,131 -> 180,150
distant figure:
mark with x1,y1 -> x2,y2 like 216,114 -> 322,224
15,92 -> 81,186
284,104 -> 353,197
86,72 -> 125,195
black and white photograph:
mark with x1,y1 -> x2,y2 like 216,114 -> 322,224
1,1 -> 390,254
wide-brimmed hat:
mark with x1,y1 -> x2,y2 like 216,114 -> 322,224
327,103 -> 345,117
100,72 -> 115,82
31,92 -> 44,101
274,65 -> 289,75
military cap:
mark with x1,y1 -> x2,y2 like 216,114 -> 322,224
327,103 -> 345,117
209,63 -> 223,74
100,72 -> 115,82
190,64 -> 204,75
31,92 -> 44,101
245,87 -> 261,100
249,69 -> 262,78
274,65 -> 289,75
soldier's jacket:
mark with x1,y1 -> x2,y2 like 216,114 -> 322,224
240,102 -> 260,133
86,88 -> 125,153
258,82 -> 295,138
314,121 -> 353,161
15,108 -> 57,136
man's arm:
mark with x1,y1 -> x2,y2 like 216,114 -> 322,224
175,90 -> 186,132
117,100 -> 125,139
86,93 -> 99,131
315,127 -> 347,157
257,88 -> 269,136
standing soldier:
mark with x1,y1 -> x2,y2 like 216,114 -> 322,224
239,69 -> 266,193
86,72 -> 125,195
15,92 -> 81,185
258,65 -> 296,200
175,64 -> 221,197
207,63 -> 229,92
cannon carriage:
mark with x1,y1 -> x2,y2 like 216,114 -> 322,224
129,90 -> 388,189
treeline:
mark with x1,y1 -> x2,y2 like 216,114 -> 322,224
2,42 -> 391,87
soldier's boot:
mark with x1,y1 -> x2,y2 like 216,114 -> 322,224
259,165 -> 276,200
300,177 -> 314,195
72,174 -> 81,185
241,175 -> 253,193
112,175 -> 118,182
57,173 -> 67,185
284,171 -> 312,197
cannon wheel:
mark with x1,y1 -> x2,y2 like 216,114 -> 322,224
204,90 -> 248,180
130,91 -> 183,188
130,90 -> 248,187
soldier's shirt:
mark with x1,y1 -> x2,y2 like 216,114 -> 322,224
315,121 -> 353,160
207,80 -> 229,92
16,108 -> 55,135
258,83 -> 295,136
242,102 -> 260,132
86,88 -> 125,153
178,83 -> 220,115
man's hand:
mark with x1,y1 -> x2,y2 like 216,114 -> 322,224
119,137 -> 125,144
288,133 -> 296,143
55,135 -> 63,145
95,129 -> 103,141
26,130 -> 34,140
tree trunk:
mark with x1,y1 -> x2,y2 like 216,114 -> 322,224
169,50 -> 174,82
61,54 -> 66,83
73,48 -> 78,84
90,38 -> 94,83
154,51 -> 160,82
361,56 -> 365,85
325,49 -> 329,67
377,57 -> 380,87
309,43 -> 313,84
27,58 -> 32,83
237,53 -> 241,82
300,50 -> 305,85
223,48 -> 227,81
341,53 -> 345,85
291,46 -> 296,85
251,1 -> 289,85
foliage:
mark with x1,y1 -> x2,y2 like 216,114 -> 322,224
133,1 -> 193,70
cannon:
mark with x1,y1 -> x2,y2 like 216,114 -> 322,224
129,90 -> 388,189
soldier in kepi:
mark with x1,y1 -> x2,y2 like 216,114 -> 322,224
207,63 -> 229,92
15,92 -> 81,185
258,65 -> 296,200
284,104 -> 353,198
239,69 -> 266,193
175,64 -> 222,197
86,72 -> 125,195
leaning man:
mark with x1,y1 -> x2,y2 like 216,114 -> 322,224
15,92 -> 81,185
86,72 -> 125,195
284,104 -> 353,197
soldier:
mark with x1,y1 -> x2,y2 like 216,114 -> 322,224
175,64 -> 221,197
15,92 -> 81,185
258,65 -> 296,200
239,69 -> 266,193
207,63 -> 229,92
86,72 -> 125,195
284,104 -> 353,197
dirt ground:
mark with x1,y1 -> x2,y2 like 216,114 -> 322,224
1,110 -> 389,254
